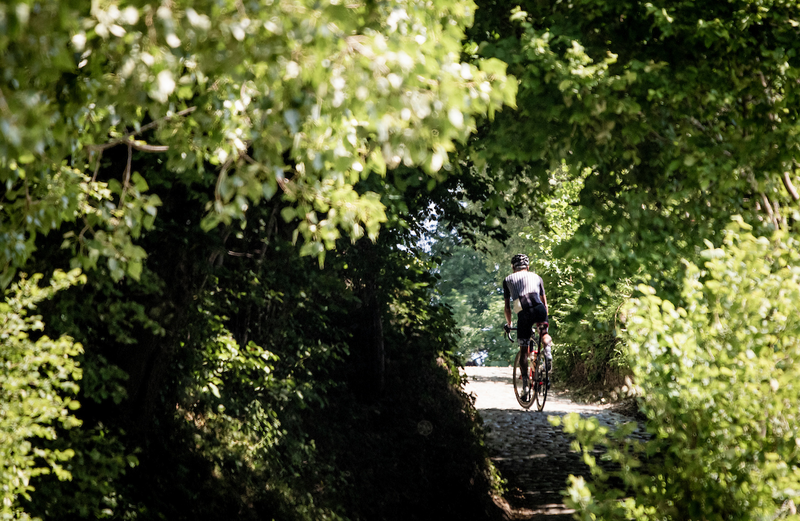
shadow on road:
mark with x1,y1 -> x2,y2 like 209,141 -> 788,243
465,367 -> 644,520
480,408 -> 587,520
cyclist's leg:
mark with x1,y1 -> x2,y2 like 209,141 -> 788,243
516,309 -> 535,377
538,323 -> 553,388
519,342 -> 529,383
543,334 -> 553,370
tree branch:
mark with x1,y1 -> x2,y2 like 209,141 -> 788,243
243,153 -> 290,194
86,107 -> 196,153
130,142 -> 170,153
0,87 -> 10,117
215,157 -> 235,202
119,144 -> 133,208
782,171 -> 799,201
227,250 -> 261,258
687,116 -> 707,133
647,131 -> 670,144
91,149 -> 103,182
760,192 -> 779,229
774,200 -> 785,228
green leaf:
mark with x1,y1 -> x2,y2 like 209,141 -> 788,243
131,172 -> 148,192
127,260 -> 142,281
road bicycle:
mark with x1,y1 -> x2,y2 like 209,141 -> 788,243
504,323 -> 549,411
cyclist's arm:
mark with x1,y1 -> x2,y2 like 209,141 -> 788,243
503,279 -> 513,326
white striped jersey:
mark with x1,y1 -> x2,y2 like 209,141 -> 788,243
502,270 -> 545,304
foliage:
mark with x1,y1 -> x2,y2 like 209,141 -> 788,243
428,226 -> 505,363
507,166 -> 633,383
169,313 -> 348,520
430,165 -> 630,384
0,0 -> 515,286
0,0 -> 520,517
0,155 -> 505,521
134,229 -> 504,520
462,0 -> 800,386
0,269 -> 85,520
470,0 -> 800,292
556,219 -> 800,520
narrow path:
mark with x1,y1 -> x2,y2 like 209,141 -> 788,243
463,366 -> 645,520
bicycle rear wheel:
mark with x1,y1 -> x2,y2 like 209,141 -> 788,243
513,351 -> 535,409
533,354 -> 549,411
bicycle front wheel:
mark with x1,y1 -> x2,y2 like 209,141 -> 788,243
533,355 -> 549,411
512,351 -> 535,409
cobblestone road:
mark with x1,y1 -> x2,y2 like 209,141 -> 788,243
463,366 -> 645,520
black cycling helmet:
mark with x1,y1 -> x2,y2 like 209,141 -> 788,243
511,253 -> 529,270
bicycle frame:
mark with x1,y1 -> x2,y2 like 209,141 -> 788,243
504,324 -> 549,411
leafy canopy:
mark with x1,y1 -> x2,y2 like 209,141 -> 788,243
0,0 -> 516,284
468,0 -> 800,304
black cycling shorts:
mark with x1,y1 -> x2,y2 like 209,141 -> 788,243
517,303 -> 547,345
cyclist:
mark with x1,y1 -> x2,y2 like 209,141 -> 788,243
503,253 -> 553,394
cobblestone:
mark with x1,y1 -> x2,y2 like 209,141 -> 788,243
463,367 -> 646,520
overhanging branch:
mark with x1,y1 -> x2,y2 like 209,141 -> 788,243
782,171 -> 799,201
86,106 -> 197,154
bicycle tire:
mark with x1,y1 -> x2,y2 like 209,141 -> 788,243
533,352 -> 549,411
512,351 -> 535,409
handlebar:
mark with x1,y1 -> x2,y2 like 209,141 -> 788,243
503,324 -> 517,342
